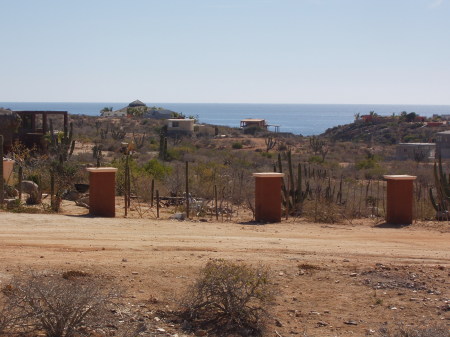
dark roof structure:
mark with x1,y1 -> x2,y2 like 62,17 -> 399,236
128,100 -> 146,108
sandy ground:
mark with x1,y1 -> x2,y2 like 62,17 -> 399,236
0,210 -> 449,336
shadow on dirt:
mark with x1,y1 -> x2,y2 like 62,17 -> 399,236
373,222 -> 411,229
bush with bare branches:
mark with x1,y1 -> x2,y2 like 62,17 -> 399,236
378,324 -> 449,337
4,272 -> 118,337
182,259 -> 276,337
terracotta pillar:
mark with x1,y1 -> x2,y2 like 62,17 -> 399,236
3,159 -> 15,184
253,173 -> 285,223
87,167 -> 118,217
384,175 -> 417,225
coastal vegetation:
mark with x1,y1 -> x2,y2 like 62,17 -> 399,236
2,111 -> 449,222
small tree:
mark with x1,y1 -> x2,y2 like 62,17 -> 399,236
309,136 -> 328,161
265,135 -> 277,152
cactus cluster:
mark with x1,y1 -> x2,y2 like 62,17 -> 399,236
429,156 -> 450,215
111,125 -> 126,140
132,132 -> 146,149
49,119 -> 75,164
276,151 -> 345,215
276,151 -> 310,214
159,126 -> 168,160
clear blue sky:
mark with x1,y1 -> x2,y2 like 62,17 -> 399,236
1,0 -> 449,104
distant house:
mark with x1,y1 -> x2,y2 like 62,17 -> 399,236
414,116 -> 426,123
102,100 -> 175,119
439,114 -> 450,121
360,115 -> 375,123
436,131 -> 450,158
240,119 -> 268,130
166,119 -> 195,135
0,109 -> 69,153
396,143 -> 435,161
426,121 -> 445,127
102,107 -> 127,117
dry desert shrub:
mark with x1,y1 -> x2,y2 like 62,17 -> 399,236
3,272 -> 118,337
378,324 -> 449,337
182,259 -> 276,337
0,294 -> 21,336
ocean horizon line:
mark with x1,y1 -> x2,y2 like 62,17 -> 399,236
3,102 -> 450,136
2,101 -> 450,107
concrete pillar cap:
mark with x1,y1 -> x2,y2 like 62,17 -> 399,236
87,167 -> 118,173
383,175 -> 417,180
253,172 -> 285,178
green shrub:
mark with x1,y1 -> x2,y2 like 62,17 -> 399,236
182,259 -> 276,336
308,155 -> 324,164
260,151 -> 273,159
143,159 -> 172,181
232,142 -> 243,149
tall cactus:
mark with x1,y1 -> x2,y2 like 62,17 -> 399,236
159,126 -> 168,161
48,119 -> 76,211
429,156 -> 450,215
277,150 -> 310,214
49,119 -> 75,163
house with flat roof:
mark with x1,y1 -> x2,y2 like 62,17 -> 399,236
436,131 -> 450,158
396,143 -> 435,161
166,119 -> 195,135
240,119 -> 268,129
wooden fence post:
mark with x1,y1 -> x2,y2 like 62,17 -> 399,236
185,161 -> 189,219
150,179 -> 154,207
18,166 -> 23,202
50,171 -> 55,210
214,184 -> 218,221
156,190 -> 160,218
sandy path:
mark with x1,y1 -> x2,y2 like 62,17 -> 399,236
0,213 -> 449,269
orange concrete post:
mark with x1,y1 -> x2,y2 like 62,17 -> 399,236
253,173 -> 285,223
3,159 -> 15,184
87,167 -> 118,217
384,175 -> 417,225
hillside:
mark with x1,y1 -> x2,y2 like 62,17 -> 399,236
321,118 -> 449,145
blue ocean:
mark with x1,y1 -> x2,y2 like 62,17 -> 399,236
1,102 -> 450,136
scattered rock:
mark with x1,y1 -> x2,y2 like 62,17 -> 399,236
76,197 -> 89,208
170,213 -> 186,220
20,180 -> 39,195
344,320 -> 358,325
4,198 -> 18,209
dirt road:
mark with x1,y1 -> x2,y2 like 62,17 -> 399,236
0,212 -> 449,336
